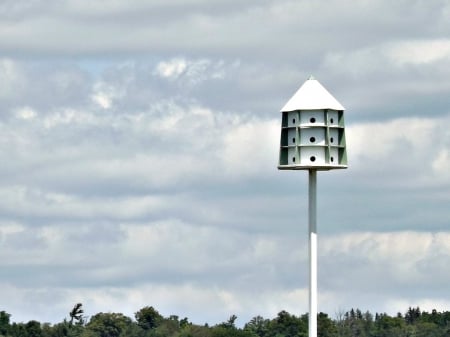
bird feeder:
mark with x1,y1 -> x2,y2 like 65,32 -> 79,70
278,76 -> 347,170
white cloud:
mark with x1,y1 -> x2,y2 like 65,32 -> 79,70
319,231 -> 450,315
0,221 -> 23,235
0,216 -> 308,323
348,117 -> 436,160
346,114 -> 450,185
432,149 -> 450,177
387,39 -> 450,65
323,39 -> 450,80
3,228 -> 450,324
15,106 -> 37,120
0,185 -> 169,221
154,58 -> 232,87
90,73 -> 133,110
92,92 -> 112,109
0,59 -> 24,99
223,118 -> 279,177
42,108 -> 96,128
155,58 -> 188,79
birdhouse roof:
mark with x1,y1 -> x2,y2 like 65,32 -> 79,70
280,76 -> 345,112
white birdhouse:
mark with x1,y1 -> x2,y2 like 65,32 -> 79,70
278,76 -> 347,170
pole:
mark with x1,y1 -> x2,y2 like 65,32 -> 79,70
308,169 -> 317,337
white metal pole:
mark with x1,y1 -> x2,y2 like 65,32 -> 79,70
308,169 -> 317,337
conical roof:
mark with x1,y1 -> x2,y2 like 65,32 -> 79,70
280,76 -> 345,112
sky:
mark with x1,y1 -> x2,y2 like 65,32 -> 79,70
0,0 -> 450,327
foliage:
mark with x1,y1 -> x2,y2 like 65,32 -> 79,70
1,305 -> 450,337
135,306 -> 163,331
69,305 -> 84,326
244,315 -> 269,336
266,310 -> 308,337
82,312 -> 132,337
0,311 -> 11,336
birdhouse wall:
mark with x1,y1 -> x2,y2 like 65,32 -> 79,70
287,111 -> 299,127
300,128 -> 325,146
327,110 -> 339,126
300,147 -> 326,165
329,147 -> 339,164
288,147 -> 297,165
300,110 -> 325,125
288,128 -> 297,146
329,128 -> 339,146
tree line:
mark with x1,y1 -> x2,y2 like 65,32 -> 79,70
1,304 -> 450,337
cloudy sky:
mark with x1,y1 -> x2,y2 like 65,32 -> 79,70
1,0 -> 450,326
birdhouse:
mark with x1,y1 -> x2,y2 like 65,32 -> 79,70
278,76 -> 347,170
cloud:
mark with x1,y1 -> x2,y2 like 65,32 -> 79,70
3,228 -> 450,324
432,149 -> 450,177
0,59 -> 448,235
0,0 -> 446,61
1,0 -> 450,326
388,39 -> 450,65
0,59 -> 25,102
319,231 -> 450,315
323,39 -> 450,76
0,215 -> 308,323
14,106 -> 37,120
155,59 -> 188,79
347,115 -> 450,181
223,118 -> 279,177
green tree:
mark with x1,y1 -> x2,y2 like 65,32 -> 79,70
41,322 -> 52,337
374,313 -> 406,337
244,315 -> 269,337
335,309 -> 376,337
317,313 -> 336,337
0,311 -> 10,336
25,320 -> 43,337
69,304 -> 84,325
82,313 -> 133,337
266,311 -> 307,337
405,307 -> 421,325
135,306 -> 163,331
153,317 -> 181,337
179,317 -> 190,329
46,321 -> 71,337
217,315 -> 237,330
415,321 -> 441,337
210,315 -> 257,337
10,322 -> 27,337
178,324 -> 212,337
